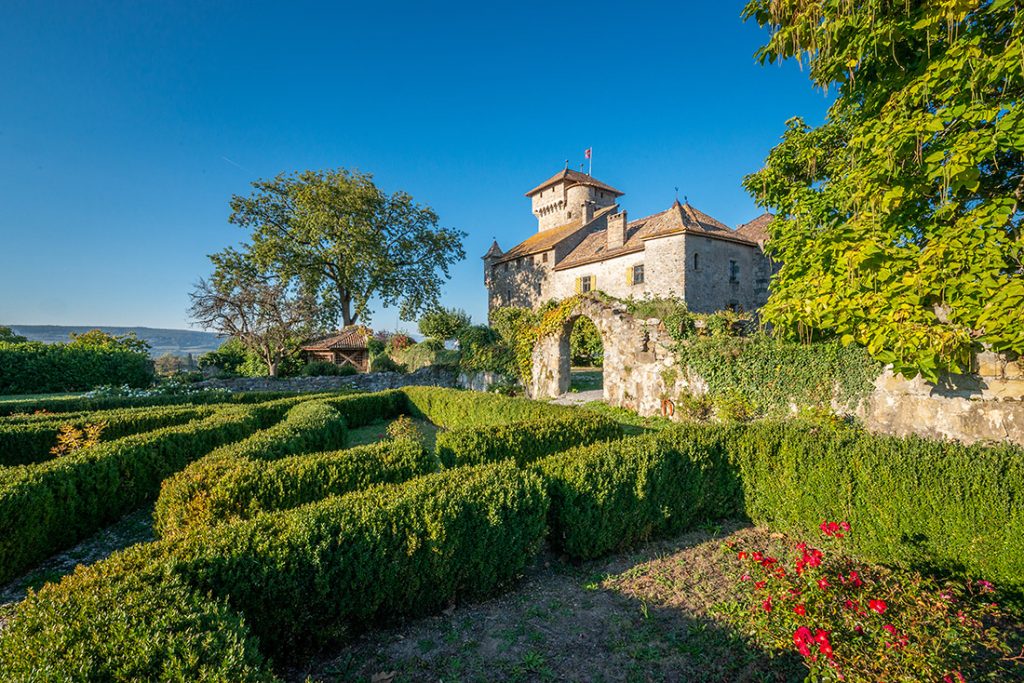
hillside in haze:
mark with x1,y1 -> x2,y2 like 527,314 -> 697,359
7,325 -> 223,358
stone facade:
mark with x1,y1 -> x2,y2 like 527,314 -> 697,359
197,366 -> 512,394
485,168 -> 776,317
530,295 -> 1024,447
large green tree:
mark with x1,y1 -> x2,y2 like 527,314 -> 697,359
229,169 -> 466,328
743,0 -> 1023,379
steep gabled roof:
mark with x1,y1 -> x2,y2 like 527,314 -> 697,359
735,213 -> 774,243
301,327 -> 369,351
482,240 -> 504,259
554,200 -> 760,271
525,169 -> 624,197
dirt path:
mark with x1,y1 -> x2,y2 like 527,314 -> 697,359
290,522 -> 804,683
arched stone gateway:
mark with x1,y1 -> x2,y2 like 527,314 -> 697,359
531,296 -> 677,415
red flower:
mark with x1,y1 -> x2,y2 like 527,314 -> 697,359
817,577 -> 830,591
793,626 -> 814,658
793,604 -> 806,616
840,521 -> 851,532
737,551 -> 748,560
755,580 -> 767,590
883,624 -> 898,635
847,570 -> 862,587
868,599 -> 887,614
762,598 -> 773,612
752,552 -> 764,562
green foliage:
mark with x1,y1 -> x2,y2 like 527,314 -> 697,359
533,428 -> 744,560
0,405 -> 263,585
436,413 -> 623,469
68,329 -> 150,354
455,324 -> 517,376
385,414 -> 425,444
0,404 -> 219,467
0,341 -> 153,394
400,385 -> 575,428
394,339 -> 459,372
158,439 -> 437,535
728,527 -> 1015,682
9,462 -> 549,670
233,168 -> 467,326
418,307 -> 471,341
0,389 -> 309,417
369,353 -> 405,373
154,400 -> 350,538
0,572 -> 272,683
197,337 -> 249,375
712,389 -> 760,423
301,360 -> 357,377
742,0 -> 1024,379
0,326 -> 28,343
671,334 -> 880,418
569,316 -> 603,366
720,420 -> 1024,588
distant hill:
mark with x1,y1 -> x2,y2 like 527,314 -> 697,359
7,325 -> 224,358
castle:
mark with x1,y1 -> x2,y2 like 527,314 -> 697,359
483,168 -> 775,315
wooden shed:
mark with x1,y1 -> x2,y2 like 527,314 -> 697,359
300,327 -> 371,372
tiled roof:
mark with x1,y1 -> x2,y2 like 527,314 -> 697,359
525,169 -> 623,197
301,327 -> 369,351
494,205 -> 618,264
735,213 -> 774,243
482,240 -> 504,259
554,201 -> 760,271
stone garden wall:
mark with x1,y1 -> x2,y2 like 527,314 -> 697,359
529,296 -> 1024,447
197,366 -> 510,395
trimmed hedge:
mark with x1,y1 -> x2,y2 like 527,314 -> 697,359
159,439 -> 438,535
0,389 -> 335,417
533,428 -> 743,559
154,400 -> 350,537
0,404 -> 220,467
437,412 -> 624,468
318,389 -> 408,428
2,462 -> 548,675
0,405 -> 262,584
400,385 -> 574,427
0,341 -> 153,394
0,571 -> 273,682
717,421 -> 1024,587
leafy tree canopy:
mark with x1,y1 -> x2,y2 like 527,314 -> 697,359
419,307 -> 471,341
0,326 -> 27,344
743,0 -> 1024,379
67,329 -> 150,354
230,168 -> 466,327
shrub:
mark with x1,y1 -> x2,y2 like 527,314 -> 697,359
436,412 -> 623,469
0,341 -> 153,394
401,385 -> 575,428
154,400 -> 349,538
533,428 -> 743,559
724,521 -> 1016,682
396,339 -> 459,372
0,405 -> 262,584
713,389 -> 759,423
369,354 -> 405,373
319,389 -> 408,428
4,463 -> 548,671
721,421 -> 1024,587
0,389 -> 312,417
158,439 -> 438,535
418,307 -> 471,341
385,414 -> 425,444
0,404 -> 219,467
301,360 -> 357,377
0,572 -> 272,682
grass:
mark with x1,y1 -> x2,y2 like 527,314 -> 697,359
569,367 -> 603,393
344,417 -> 439,451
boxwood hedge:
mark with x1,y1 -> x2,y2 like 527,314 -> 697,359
1,462 -> 548,677
154,400 -> 349,537
436,412 -> 624,468
0,404 -> 221,467
0,389 -> 332,417
400,385 -> 575,427
0,341 -> 153,394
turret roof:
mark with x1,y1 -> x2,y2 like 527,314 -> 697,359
525,169 -> 624,197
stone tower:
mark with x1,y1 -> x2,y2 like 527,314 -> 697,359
524,169 -> 623,232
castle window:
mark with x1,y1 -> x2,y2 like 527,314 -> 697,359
693,253 -> 701,271
729,259 -> 740,283
631,264 -> 644,285
542,252 -> 548,263
576,275 -> 594,293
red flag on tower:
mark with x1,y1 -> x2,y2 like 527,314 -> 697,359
584,148 -> 592,159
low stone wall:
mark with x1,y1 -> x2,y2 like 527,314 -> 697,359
529,295 -> 1024,447
850,356 -> 1024,446
196,367 -> 513,395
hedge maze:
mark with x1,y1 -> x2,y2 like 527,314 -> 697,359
0,386 -> 1021,681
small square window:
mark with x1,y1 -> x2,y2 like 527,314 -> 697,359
632,264 -> 644,285
581,276 -> 593,293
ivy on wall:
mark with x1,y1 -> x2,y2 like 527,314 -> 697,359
670,334 -> 881,418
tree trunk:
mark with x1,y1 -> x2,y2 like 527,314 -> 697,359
267,359 -> 278,377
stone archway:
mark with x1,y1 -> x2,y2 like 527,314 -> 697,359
531,296 -> 673,413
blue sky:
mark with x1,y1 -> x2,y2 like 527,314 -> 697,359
0,0 -> 829,332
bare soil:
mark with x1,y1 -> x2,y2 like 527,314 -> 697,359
289,522 -> 805,683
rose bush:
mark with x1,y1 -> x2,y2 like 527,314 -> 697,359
721,521 -> 1018,682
